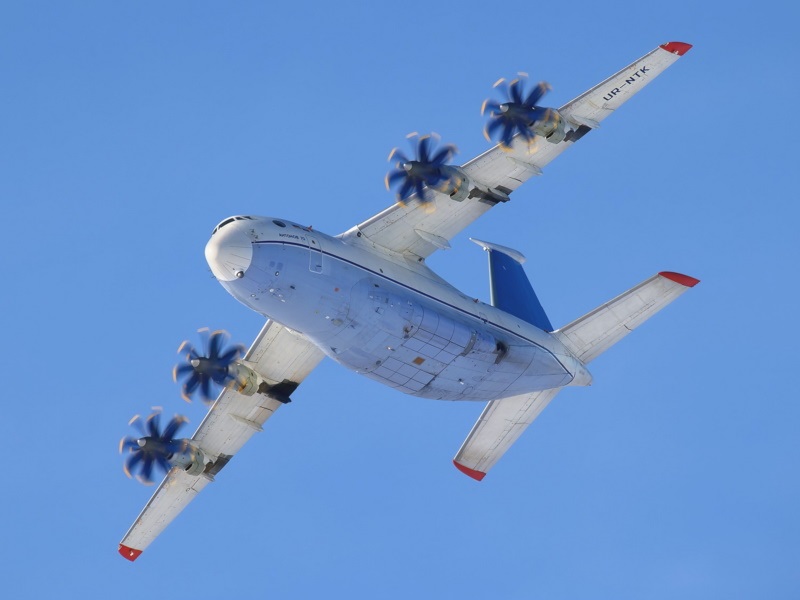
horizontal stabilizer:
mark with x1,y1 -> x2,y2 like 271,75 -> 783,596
453,388 -> 560,480
453,271 -> 698,481
471,238 -> 553,331
553,271 -> 699,364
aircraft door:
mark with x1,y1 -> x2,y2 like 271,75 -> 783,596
306,234 -> 323,273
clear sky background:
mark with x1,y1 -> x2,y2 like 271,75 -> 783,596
1,1 -> 798,598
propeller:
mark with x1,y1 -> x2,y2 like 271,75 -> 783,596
173,328 -> 245,403
119,409 -> 189,485
385,133 -> 458,204
482,74 -> 553,150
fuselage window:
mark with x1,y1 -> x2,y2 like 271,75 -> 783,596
273,220 -> 287,228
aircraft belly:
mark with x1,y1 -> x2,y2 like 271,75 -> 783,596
328,278 -> 572,401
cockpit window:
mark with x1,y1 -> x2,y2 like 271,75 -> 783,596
212,217 -> 236,235
212,215 -> 259,234
272,220 -> 287,228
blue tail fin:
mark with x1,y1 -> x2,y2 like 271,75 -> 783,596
471,238 -> 553,332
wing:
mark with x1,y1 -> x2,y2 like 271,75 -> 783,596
340,42 -> 692,260
118,320 -> 325,561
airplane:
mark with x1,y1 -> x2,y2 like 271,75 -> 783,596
119,41 -> 696,561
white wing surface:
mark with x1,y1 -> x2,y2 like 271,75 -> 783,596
119,320 -> 325,561
453,389 -> 561,481
553,271 -> 700,364
340,42 -> 692,260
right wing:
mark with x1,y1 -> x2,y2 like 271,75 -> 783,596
118,320 -> 325,561
340,42 -> 692,260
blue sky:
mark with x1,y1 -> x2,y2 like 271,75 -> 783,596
2,1 -> 798,598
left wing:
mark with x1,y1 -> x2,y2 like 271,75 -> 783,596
340,42 -> 691,260
118,320 -> 325,561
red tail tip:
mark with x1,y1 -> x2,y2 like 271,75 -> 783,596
453,460 -> 486,481
660,42 -> 693,56
659,271 -> 700,287
119,544 -> 143,561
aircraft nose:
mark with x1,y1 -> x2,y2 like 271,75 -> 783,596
205,224 -> 253,281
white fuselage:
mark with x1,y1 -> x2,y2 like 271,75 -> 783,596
204,216 -> 590,401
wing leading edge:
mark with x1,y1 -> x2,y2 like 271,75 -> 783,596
341,42 -> 692,260
119,320 -> 325,561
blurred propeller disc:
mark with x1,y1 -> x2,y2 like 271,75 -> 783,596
173,328 -> 244,404
119,409 -> 189,485
385,132 -> 458,205
482,73 -> 552,150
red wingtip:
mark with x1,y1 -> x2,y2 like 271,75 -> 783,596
660,41 -> 692,56
659,271 -> 700,287
453,460 -> 486,481
119,544 -> 143,561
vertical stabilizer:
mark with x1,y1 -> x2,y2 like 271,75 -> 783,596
470,238 -> 553,332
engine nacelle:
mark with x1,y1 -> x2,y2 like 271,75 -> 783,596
169,441 -> 206,476
227,361 -> 293,403
437,165 -> 473,202
228,362 -> 261,396
531,109 -> 573,144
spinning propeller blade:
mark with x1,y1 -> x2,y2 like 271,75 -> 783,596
119,409 -> 189,485
482,73 -> 552,149
385,133 -> 458,205
173,328 -> 244,404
